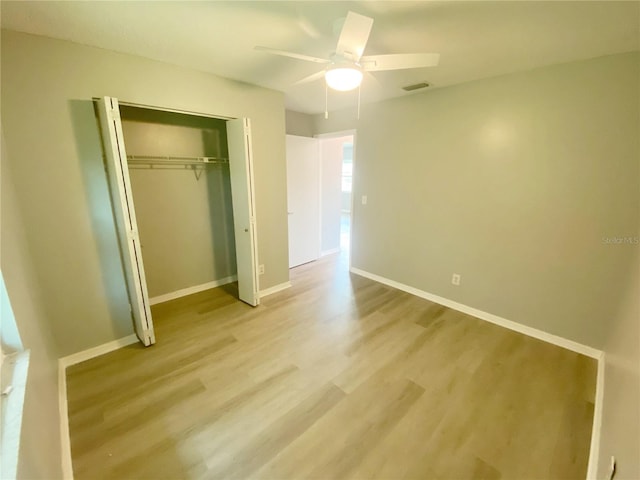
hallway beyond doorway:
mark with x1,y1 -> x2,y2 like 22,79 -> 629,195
340,212 -> 350,253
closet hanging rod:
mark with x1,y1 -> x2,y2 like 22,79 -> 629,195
126,155 -> 229,165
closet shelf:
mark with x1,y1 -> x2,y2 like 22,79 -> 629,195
126,155 -> 229,166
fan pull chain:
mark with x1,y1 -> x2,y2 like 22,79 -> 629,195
357,84 -> 361,120
325,82 -> 329,119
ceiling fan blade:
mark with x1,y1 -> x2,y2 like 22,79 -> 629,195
292,70 -> 326,86
361,53 -> 440,71
335,11 -> 373,62
255,46 -> 329,64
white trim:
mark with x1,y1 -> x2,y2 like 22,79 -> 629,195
349,267 -> 602,359
59,334 -> 139,370
259,281 -> 292,298
58,360 -> 73,480
148,276 -> 237,306
586,352 -> 606,480
321,247 -> 340,257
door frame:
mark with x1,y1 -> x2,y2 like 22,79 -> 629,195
314,129 -> 357,270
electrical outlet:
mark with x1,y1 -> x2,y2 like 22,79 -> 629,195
609,456 -> 616,480
361,195 -> 367,205
258,264 -> 265,275
452,273 -> 461,286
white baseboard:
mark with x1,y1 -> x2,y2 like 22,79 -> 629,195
260,281 -> 292,298
58,361 -> 73,480
149,276 -> 237,306
58,333 -> 139,479
349,267 -> 602,359
59,334 -> 139,370
320,247 -> 340,257
586,352 -> 606,480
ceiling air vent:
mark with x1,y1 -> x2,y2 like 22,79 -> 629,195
402,82 -> 430,92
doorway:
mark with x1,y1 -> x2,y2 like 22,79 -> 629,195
285,130 -> 356,276
317,132 -> 355,261
340,140 -> 353,254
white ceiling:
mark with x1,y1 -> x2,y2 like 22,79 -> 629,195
2,1 -> 639,114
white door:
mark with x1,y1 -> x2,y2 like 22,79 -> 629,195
227,118 -> 260,306
286,135 -> 320,268
97,96 -> 155,346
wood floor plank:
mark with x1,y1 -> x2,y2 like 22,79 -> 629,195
66,252 -> 596,479
254,376 -> 423,480
203,382 -> 346,479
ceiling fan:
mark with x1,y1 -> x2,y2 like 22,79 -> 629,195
255,11 -> 440,95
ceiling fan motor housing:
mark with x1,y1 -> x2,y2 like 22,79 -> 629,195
325,63 -> 363,91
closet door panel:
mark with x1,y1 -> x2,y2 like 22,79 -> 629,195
227,118 -> 260,306
97,96 -> 155,345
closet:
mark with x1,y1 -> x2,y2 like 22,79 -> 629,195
96,97 -> 259,347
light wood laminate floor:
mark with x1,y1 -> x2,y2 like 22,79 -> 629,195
67,252 -> 596,479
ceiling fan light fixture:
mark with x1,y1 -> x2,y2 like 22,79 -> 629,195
325,65 -> 363,91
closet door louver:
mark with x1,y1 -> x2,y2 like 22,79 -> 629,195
97,96 -> 155,346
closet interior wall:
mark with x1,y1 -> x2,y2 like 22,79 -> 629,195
119,106 -> 236,300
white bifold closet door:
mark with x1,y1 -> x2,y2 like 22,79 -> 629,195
97,96 -> 155,346
98,97 -> 261,347
227,118 -> 260,307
